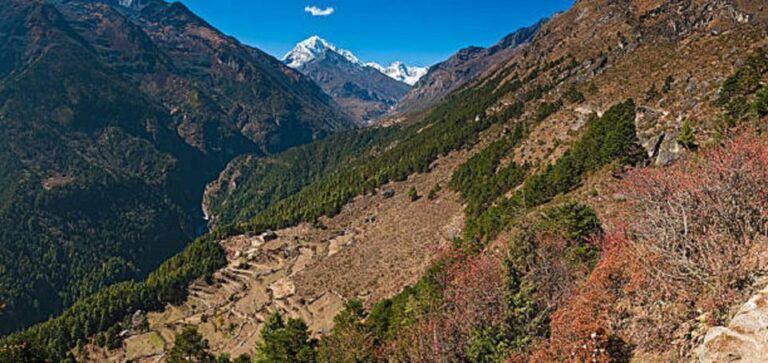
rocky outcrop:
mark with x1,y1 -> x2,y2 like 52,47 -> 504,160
634,107 -> 685,166
698,285 -> 768,362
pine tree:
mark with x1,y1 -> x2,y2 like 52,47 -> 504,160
254,313 -> 317,363
168,328 -> 215,363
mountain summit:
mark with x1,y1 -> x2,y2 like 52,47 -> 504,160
283,36 -> 424,123
284,36 -> 363,69
284,36 -> 428,85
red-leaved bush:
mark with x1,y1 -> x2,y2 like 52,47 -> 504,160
620,132 -> 768,295
386,251 -> 509,362
528,132 -> 768,361
527,230 -> 641,362
523,232 -> 593,313
389,133 -> 768,361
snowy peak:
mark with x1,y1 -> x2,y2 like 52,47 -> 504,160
284,36 -> 428,85
366,61 -> 428,86
283,36 -> 362,69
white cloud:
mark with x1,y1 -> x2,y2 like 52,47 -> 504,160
304,5 -> 335,17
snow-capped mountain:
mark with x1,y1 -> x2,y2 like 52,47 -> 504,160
365,62 -> 428,86
284,36 -> 363,69
283,36 -> 428,85
283,36 -> 416,124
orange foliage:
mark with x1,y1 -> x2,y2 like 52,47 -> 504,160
528,132 -> 768,361
525,232 -> 596,312
619,132 -> 768,294
528,230 -> 643,362
386,251 -> 509,362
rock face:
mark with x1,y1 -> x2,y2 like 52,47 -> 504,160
698,285 -> 768,362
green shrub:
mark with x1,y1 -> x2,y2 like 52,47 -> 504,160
564,86 -> 586,104
407,186 -> 420,202
677,120 -> 697,149
645,85 -> 660,101
427,184 -> 442,200
317,300 -> 375,363
662,75 -> 674,93
717,49 -> 768,125
168,328 -> 215,363
752,86 -> 768,117
535,100 -> 563,122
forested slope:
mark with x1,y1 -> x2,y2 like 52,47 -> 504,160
0,0 -> 350,335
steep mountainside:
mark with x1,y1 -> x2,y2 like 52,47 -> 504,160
6,0 -> 768,362
284,36 -> 417,124
0,0 -> 350,336
390,19 -> 545,117
60,0 -> 351,154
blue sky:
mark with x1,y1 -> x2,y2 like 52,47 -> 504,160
180,0 -> 574,67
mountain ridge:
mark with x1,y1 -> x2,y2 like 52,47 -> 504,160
389,19 -> 546,118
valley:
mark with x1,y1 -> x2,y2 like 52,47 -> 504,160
82,140 -> 476,362
4,0 -> 768,362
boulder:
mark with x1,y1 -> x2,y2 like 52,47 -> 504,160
698,286 -> 768,362
261,230 -> 278,242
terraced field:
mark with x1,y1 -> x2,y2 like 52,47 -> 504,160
80,144 -> 478,361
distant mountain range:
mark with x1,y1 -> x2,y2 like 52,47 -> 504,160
283,36 -> 428,123
284,36 -> 428,86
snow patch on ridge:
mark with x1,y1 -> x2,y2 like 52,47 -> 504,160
366,61 -> 428,86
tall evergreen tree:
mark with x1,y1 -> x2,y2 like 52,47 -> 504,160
168,328 -> 215,363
